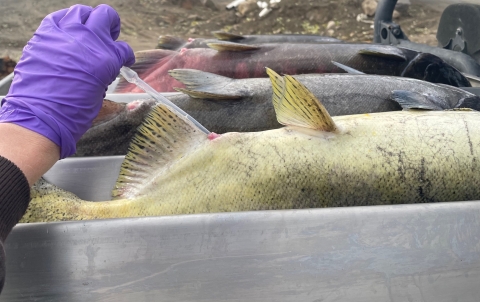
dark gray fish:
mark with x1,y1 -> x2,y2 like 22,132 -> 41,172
169,69 -> 480,118
78,69 -> 479,157
116,43 -> 471,93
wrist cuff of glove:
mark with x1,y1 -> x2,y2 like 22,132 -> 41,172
0,99 -> 75,159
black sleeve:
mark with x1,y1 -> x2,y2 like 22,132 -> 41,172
0,156 -> 31,293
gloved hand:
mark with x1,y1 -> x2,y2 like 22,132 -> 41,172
0,4 -> 135,158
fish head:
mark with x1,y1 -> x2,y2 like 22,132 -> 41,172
402,53 -> 471,87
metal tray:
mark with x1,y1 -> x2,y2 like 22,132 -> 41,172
1,156 -> 480,301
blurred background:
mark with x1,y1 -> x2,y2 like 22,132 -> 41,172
1,0 -> 479,79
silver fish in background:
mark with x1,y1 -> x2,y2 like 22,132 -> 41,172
77,69 -> 480,156
169,69 -> 480,115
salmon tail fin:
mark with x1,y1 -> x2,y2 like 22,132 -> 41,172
169,69 -> 244,99
207,41 -> 260,52
114,49 -> 177,93
156,35 -> 186,50
212,31 -> 244,41
21,178 -> 86,223
112,104 -> 208,199
266,68 -> 337,132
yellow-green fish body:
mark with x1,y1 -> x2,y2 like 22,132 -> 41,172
21,71 -> 480,222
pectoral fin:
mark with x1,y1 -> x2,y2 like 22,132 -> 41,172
390,90 -> 446,110
266,68 -> 337,132
358,46 -> 407,61
332,61 -> 365,74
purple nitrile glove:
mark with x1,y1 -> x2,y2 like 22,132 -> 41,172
0,4 -> 135,159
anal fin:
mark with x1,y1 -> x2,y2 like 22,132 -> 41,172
390,90 -> 446,110
169,69 -> 246,99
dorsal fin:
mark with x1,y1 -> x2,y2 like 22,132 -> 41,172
112,104 -> 208,199
266,68 -> 337,132
169,69 -> 245,99
207,41 -> 260,52
114,49 -> 177,93
266,67 -> 286,114
156,35 -> 186,50
212,31 -> 244,41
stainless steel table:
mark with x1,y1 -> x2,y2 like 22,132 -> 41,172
2,201 -> 480,301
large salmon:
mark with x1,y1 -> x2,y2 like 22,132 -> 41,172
115,43 -> 471,93
22,70 -> 480,222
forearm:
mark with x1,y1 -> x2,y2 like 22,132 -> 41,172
0,123 -> 59,186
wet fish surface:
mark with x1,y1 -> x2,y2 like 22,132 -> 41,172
23,71 -> 480,222
115,43 -> 470,93
76,70 -> 480,156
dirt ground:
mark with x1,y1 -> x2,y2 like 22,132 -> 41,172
0,0 -> 445,78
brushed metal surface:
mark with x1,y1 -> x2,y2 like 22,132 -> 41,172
3,202 -> 480,301
43,156 -> 125,201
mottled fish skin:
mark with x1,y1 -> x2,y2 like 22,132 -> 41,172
115,43 -> 469,93
23,110 -> 480,222
22,72 -> 480,222
74,99 -> 157,157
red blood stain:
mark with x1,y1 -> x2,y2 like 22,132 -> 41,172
208,132 -> 221,140
127,100 -> 143,111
